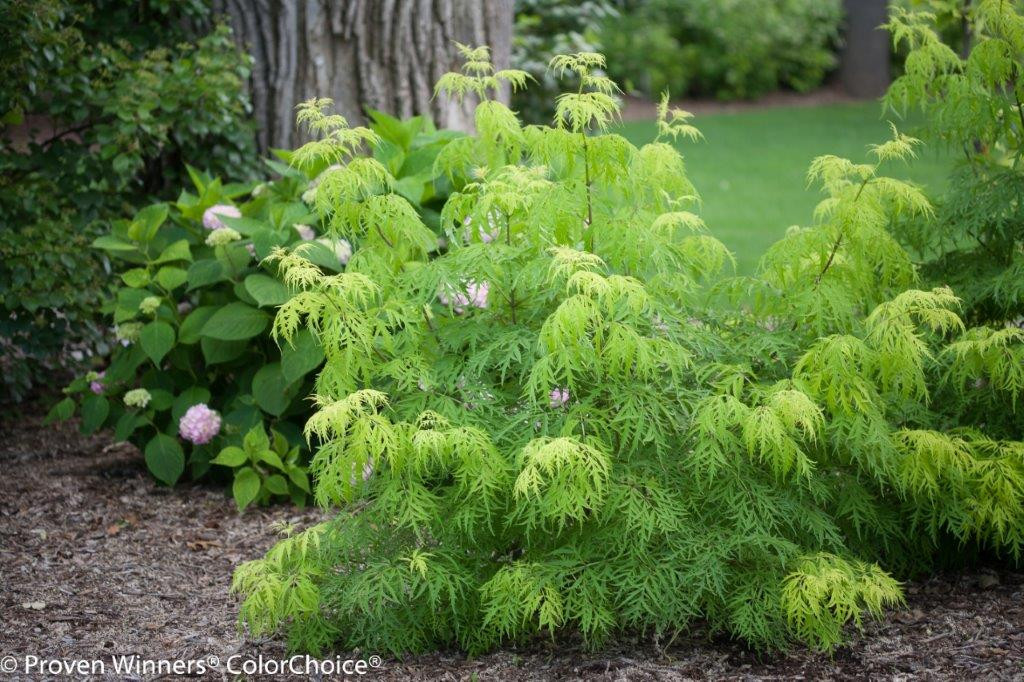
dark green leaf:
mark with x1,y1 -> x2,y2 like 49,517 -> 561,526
45,397 -> 76,424
211,445 -> 248,467
251,363 -> 297,416
281,329 -> 325,383
144,433 -> 185,485
201,302 -> 268,340
232,467 -> 261,510
178,306 -> 217,344
200,337 -> 248,364
140,321 -> 175,365
263,474 -> 289,496
80,395 -> 109,433
154,239 -> 192,264
244,273 -> 291,307
187,259 -> 225,290
156,266 -> 188,290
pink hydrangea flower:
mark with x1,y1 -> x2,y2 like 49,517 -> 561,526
202,204 -> 241,231
177,301 -> 193,315
178,403 -> 221,445
463,214 -> 499,243
350,458 -> 374,486
245,243 -> 257,259
316,237 -> 352,266
549,387 -> 570,408
89,371 -> 105,395
293,224 -> 316,241
438,280 -> 489,314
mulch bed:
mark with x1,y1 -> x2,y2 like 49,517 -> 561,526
1,414 -> 1021,680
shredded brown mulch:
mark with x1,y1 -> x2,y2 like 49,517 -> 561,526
1,414 -> 1021,681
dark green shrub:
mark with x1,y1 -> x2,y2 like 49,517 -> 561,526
601,0 -> 843,99
0,0 -> 257,400
512,0 -> 617,122
52,112 -> 459,506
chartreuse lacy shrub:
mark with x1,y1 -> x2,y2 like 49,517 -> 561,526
51,112 -> 457,509
886,1 -> 1024,329
232,47 -> 1024,656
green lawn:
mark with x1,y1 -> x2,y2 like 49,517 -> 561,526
617,101 -> 956,273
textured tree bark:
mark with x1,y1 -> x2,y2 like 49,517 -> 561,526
211,0 -> 513,151
837,0 -> 891,98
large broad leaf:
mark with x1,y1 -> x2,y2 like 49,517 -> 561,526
113,412 -> 142,441
140,321 -> 175,365
187,259 -> 225,290
251,229 -> 290,260
216,243 -> 251,278
251,363 -> 299,416
281,329 -> 325,383
218,215 -> 268,236
302,240 -> 343,272
148,389 -> 174,411
104,344 -> 146,383
144,433 -> 185,485
367,107 -> 415,149
286,464 -> 311,493
121,268 -> 150,288
80,395 -> 109,434
154,239 -> 192,265
200,337 -> 248,364
211,446 -> 248,467
92,235 -> 138,253
128,203 -> 168,242
44,397 -> 75,424
394,176 -> 427,205
115,288 -> 149,323
200,302 -> 268,341
263,474 -> 289,496
244,273 -> 291,307
178,306 -> 217,344
232,467 -> 261,510
156,266 -> 188,290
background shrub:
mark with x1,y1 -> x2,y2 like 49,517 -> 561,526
511,0 -> 617,122
886,2 -> 1024,329
0,0 -> 257,401
601,0 -> 844,99
51,111 -> 458,507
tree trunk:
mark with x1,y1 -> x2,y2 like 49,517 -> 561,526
211,0 -> 513,151
838,0 -> 891,98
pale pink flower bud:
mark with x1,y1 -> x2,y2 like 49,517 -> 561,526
293,224 -> 316,241
466,280 -> 489,309
202,204 -> 241,231
89,371 -> 105,395
463,214 -> 500,243
178,403 -> 222,445
316,237 -> 352,266
349,458 -> 374,486
549,387 -> 570,408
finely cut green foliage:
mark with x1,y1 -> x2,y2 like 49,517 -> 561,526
886,1 -> 1024,325
233,47 -> 1024,656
